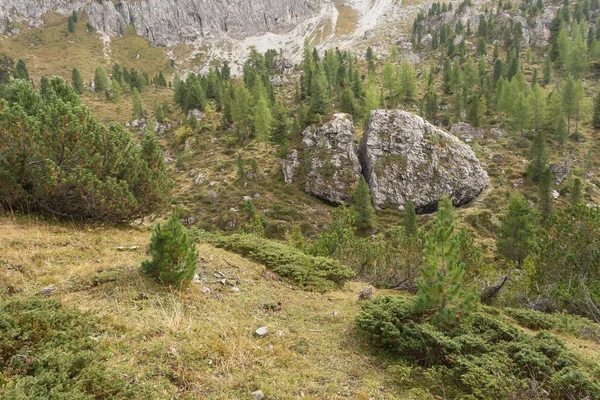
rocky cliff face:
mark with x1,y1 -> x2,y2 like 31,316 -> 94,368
0,0 -> 323,46
360,110 -> 489,213
302,113 -> 362,204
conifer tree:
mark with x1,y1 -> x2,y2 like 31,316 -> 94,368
404,199 -> 417,236
543,54 -> 553,85
72,10 -> 78,23
94,66 -> 108,92
142,215 -> 198,286
496,194 -> 537,267
308,65 -> 331,122
571,177 -> 583,206
68,15 -> 75,33
110,78 -> 122,101
398,58 -> 417,102
593,88 -> 600,129
415,196 -> 477,328
232,82 -> 253,139
39,76 -> 50,97
382,62 -> 396,104
538,167 -> 554,220
132,88 -> 145,119
71,67 -> 84,94
555,115 -> 568,147
271,101 -> 290,145
352,176 -> 375,231
341,86 -> 359,118
253,95 -> 272,150
363,81 -> 380,122
14,59 -> 29,81
527,130 -> 548,183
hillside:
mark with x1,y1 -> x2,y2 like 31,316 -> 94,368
2,0 -> 600,398
1,216 -> 599,399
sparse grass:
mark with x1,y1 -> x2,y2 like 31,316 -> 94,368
0,216 -> 406,398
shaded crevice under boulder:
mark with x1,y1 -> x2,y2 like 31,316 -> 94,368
359,110 -> 490,213
301,113 -> 362,204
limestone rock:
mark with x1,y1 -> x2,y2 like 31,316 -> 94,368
550,163 -> 569,185
489,127 -> 508,138
450,122 -> 484,142
302,113 -> 362,204
277,149 -> 300,184
269,75 -> 290,87
360,110 -> 489,213
187,109 -> 203,121
251,390 -> 265,400
255,326 -> 268,337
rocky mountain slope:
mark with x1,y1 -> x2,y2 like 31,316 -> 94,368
0,0 -> 408,70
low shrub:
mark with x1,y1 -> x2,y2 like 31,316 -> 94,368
505,307 -> 600,341
356,296 -> 600,399
0,297 -> 146,399
199,231 -> 354,291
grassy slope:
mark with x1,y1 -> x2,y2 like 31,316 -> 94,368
0,216 -> 404,399
2,217 -> 599,398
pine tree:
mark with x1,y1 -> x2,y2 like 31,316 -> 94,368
271,101 -> 290,145
141,215 -> 198,286
72,11 -> 78,23
232,82 -> 253,139
538,167 -> 554,220
110,78 -> 122,101
308,65 -> 331,122
68,15 -> 75,33
71,67 -> 84,94
132,88 -> 145,119
94,66 -> 108,92
424,81 -> 438,121
527,130 -> 548,183
571,177 -> 583,206
39,76 -> 50,97
14,59 -> 29,81
593,88 -> 600,128
363,81 -> 380,122
340,86 -> 358,118
404,198 -> 418,236
415,196 -> 477,328
382,62 -> 396,105
496,194 -> 537,267
352,176 -> 375,231
555,115 -> 568,147
542,55 -> 553,85
398,58 -> 417,101
253,95 -> 272,150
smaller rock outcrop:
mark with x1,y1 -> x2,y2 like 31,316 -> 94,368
360,110 -> 489,213
450,122 -> 484,142
277,149 -> 300,184
301,114 -> 362,204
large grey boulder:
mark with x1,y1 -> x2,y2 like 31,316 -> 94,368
360,110 -> 489,213
302,113 -> 362,204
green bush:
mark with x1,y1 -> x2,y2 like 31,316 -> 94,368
0,297 -> 145,399
0,77 -> 172,222
505,308 -> 600,341
356,296 -> 600,399
142,216 -> 198,286
200,232 -> 354,291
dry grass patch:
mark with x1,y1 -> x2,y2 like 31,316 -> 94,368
0,216 -> 406,399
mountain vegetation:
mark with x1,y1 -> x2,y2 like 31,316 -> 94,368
1,0 -> 600,398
